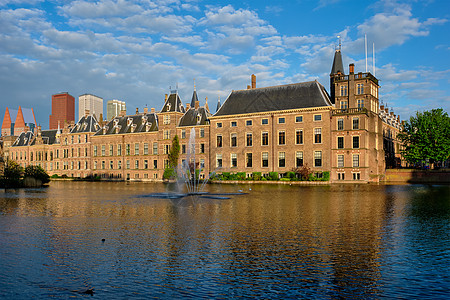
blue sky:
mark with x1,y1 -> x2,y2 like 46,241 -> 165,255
1,0 -> 449,130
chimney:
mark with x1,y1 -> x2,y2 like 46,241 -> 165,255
165,94 -> 168,102
85,109 -> 90,117
144,107 -> 148,113
349,64 -> 354,74
247,85 -> 251,89
195,100 -> 200,110
135,108 -> 139,114
186,103 -> 190,110
385,108 -> 389,113
151,107 -> 155,113
390,111 -> 394,116
251,74 -> 256,89
380,105 -> 384,111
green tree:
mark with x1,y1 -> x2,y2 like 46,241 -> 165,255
398,108 -> 450,168
24,165 -> 50,185
0,160 -> 23,188
168,135 -> 180,168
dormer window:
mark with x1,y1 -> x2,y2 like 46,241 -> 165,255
127,118 -> 133,126
113,119 -> 119,126
167,103 -> 171,111
142,116 -> 148,123
146,122 -> 152,132
197,113 -> 201,124
131,124 -> 137,133
115,125 -> 122,134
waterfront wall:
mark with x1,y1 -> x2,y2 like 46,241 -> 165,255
384,169 -> 450,183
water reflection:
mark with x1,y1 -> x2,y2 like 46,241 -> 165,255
0,182 -> 449,298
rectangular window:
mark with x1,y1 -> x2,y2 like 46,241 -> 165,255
216,154 -> 222,168
314,128 -> 322,144
262,152 -> 269,168
314,114 -> 322,121
126,160 -> 130,169
353,117 -> 359,130
135,160 -> 139,169
340,101 -> 348,109
357,99 -> 364,108
296,151 -> 303,167
217,135 -> 223,147
164,145 -> 170,154
262,118 -> 268,125
296,116 -> 303,123
126,144 -> 130,155
231,133 -> 237,147
101,145 -> 105,156
337,154 -> 344,168
337,136 -> 344,149
296,130 -> 303,144
216,122 -> 222,128
135,143 -> 139,155
246,133 -> 253,146
109,145 -> 113,156
338,118 -> 344,130
200,143 -> 205,153
153,160 -> 158,169
144,143 -> 148,155
278,131 -> 286,145
231,153 -> 237,167
338,172 -> 345,180
163,130 -> 170,140
353,154 -> 360,167
278,152 -> 285,168
182,144 -> 186,154
353,172 -> 360,180
200,159 -> 205,169
200,128 -> 205,138
246,120 -> 252,126
181,129 -> 186,139
353,136 -> 360,149
117,144 -> 122,156
93,146 -> 97,156
262,132 -> 269,146
163,114 -> 170,125
118,160 -> 122,169
144,160 -> 148,169
153,142 -> 158,155
278,117 -> 285,124
246,153 -> 252,168
357,83 -> 364,95
314,151 -> 322,167
340,85 -> 348,96
231,121 -> 237,127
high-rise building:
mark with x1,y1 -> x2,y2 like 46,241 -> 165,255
1,106 -> 36,136
78,94 -> 103,121
49,92 -> 75,130
106,100 -> 126,120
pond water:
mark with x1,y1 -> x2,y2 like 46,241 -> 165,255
0,182 -> 449,299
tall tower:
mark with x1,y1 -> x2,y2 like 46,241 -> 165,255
107,99 -> 126,120
49,92 -> 75,129
330,42 -> 344,104
79,94 -> 103,121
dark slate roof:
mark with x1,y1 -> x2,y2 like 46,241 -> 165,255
161,93 -> 185,113
94,113 -> 158,136
31,130 -> 58,145
331,49 -> 344,75
190,90 -> 199,108
12,131 -> 34,146
214,81 -> 332,116
70,115 -> 101,133
179,107 -> 212,126
216,99 -> 221,113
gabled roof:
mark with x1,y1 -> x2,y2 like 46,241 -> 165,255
331,49 -> 344,75
12,131 -> 34,147
214,81 -> 332,116
70,115 -> 101,134
161,93 -> 185,113
31,130 -> 58,145
179,107 -> 212,127
94,113 -> 158,136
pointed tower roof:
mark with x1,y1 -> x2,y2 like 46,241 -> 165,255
330,49 -> 344,75
216,97 -> 221,113
15,106 -> 26,128
205,97 -> 210,112
2,107 -> 12,130
190,89 -> 199,108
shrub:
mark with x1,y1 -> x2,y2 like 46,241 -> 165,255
280,177 -> 291,181
252,172 -> 262,181
24,165 -> 50,184
163,167 -> 176,180
236,172 -> 246,181
268,172 -> 279,181
287,171 -> 296,179
51,174 -> 59,178
222,172 -> 231,180
322,171 -> 330,181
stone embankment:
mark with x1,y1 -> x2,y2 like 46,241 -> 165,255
384,169 -> 450,184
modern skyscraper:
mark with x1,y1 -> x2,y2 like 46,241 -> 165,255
2,106 -> 36,136
49,92 -> 75,130
78,94 -> 103,121
106,99 -> 126,120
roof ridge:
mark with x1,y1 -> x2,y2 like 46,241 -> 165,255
233,80 -> 317,93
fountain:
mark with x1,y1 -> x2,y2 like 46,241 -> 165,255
140,128 -> 246,200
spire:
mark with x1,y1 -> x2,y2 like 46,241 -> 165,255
190,88 -> 198,108
1,107 -> 11,131
205,97 -> 210,112
216,96 -> 221,113
330,48 -> 344,75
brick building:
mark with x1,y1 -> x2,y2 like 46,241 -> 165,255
3,49 -> 402,182
49,92 -> 75,130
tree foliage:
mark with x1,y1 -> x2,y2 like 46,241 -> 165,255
0,160 -> 23,187
398,108 -> 450,167
24,165 -> 50,184
168,135 -> 180,168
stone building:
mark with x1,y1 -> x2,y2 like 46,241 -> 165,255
3,49 -> 402,183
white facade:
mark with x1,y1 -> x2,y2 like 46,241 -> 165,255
107,99 -> 126,120
78,94 -> 103,121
